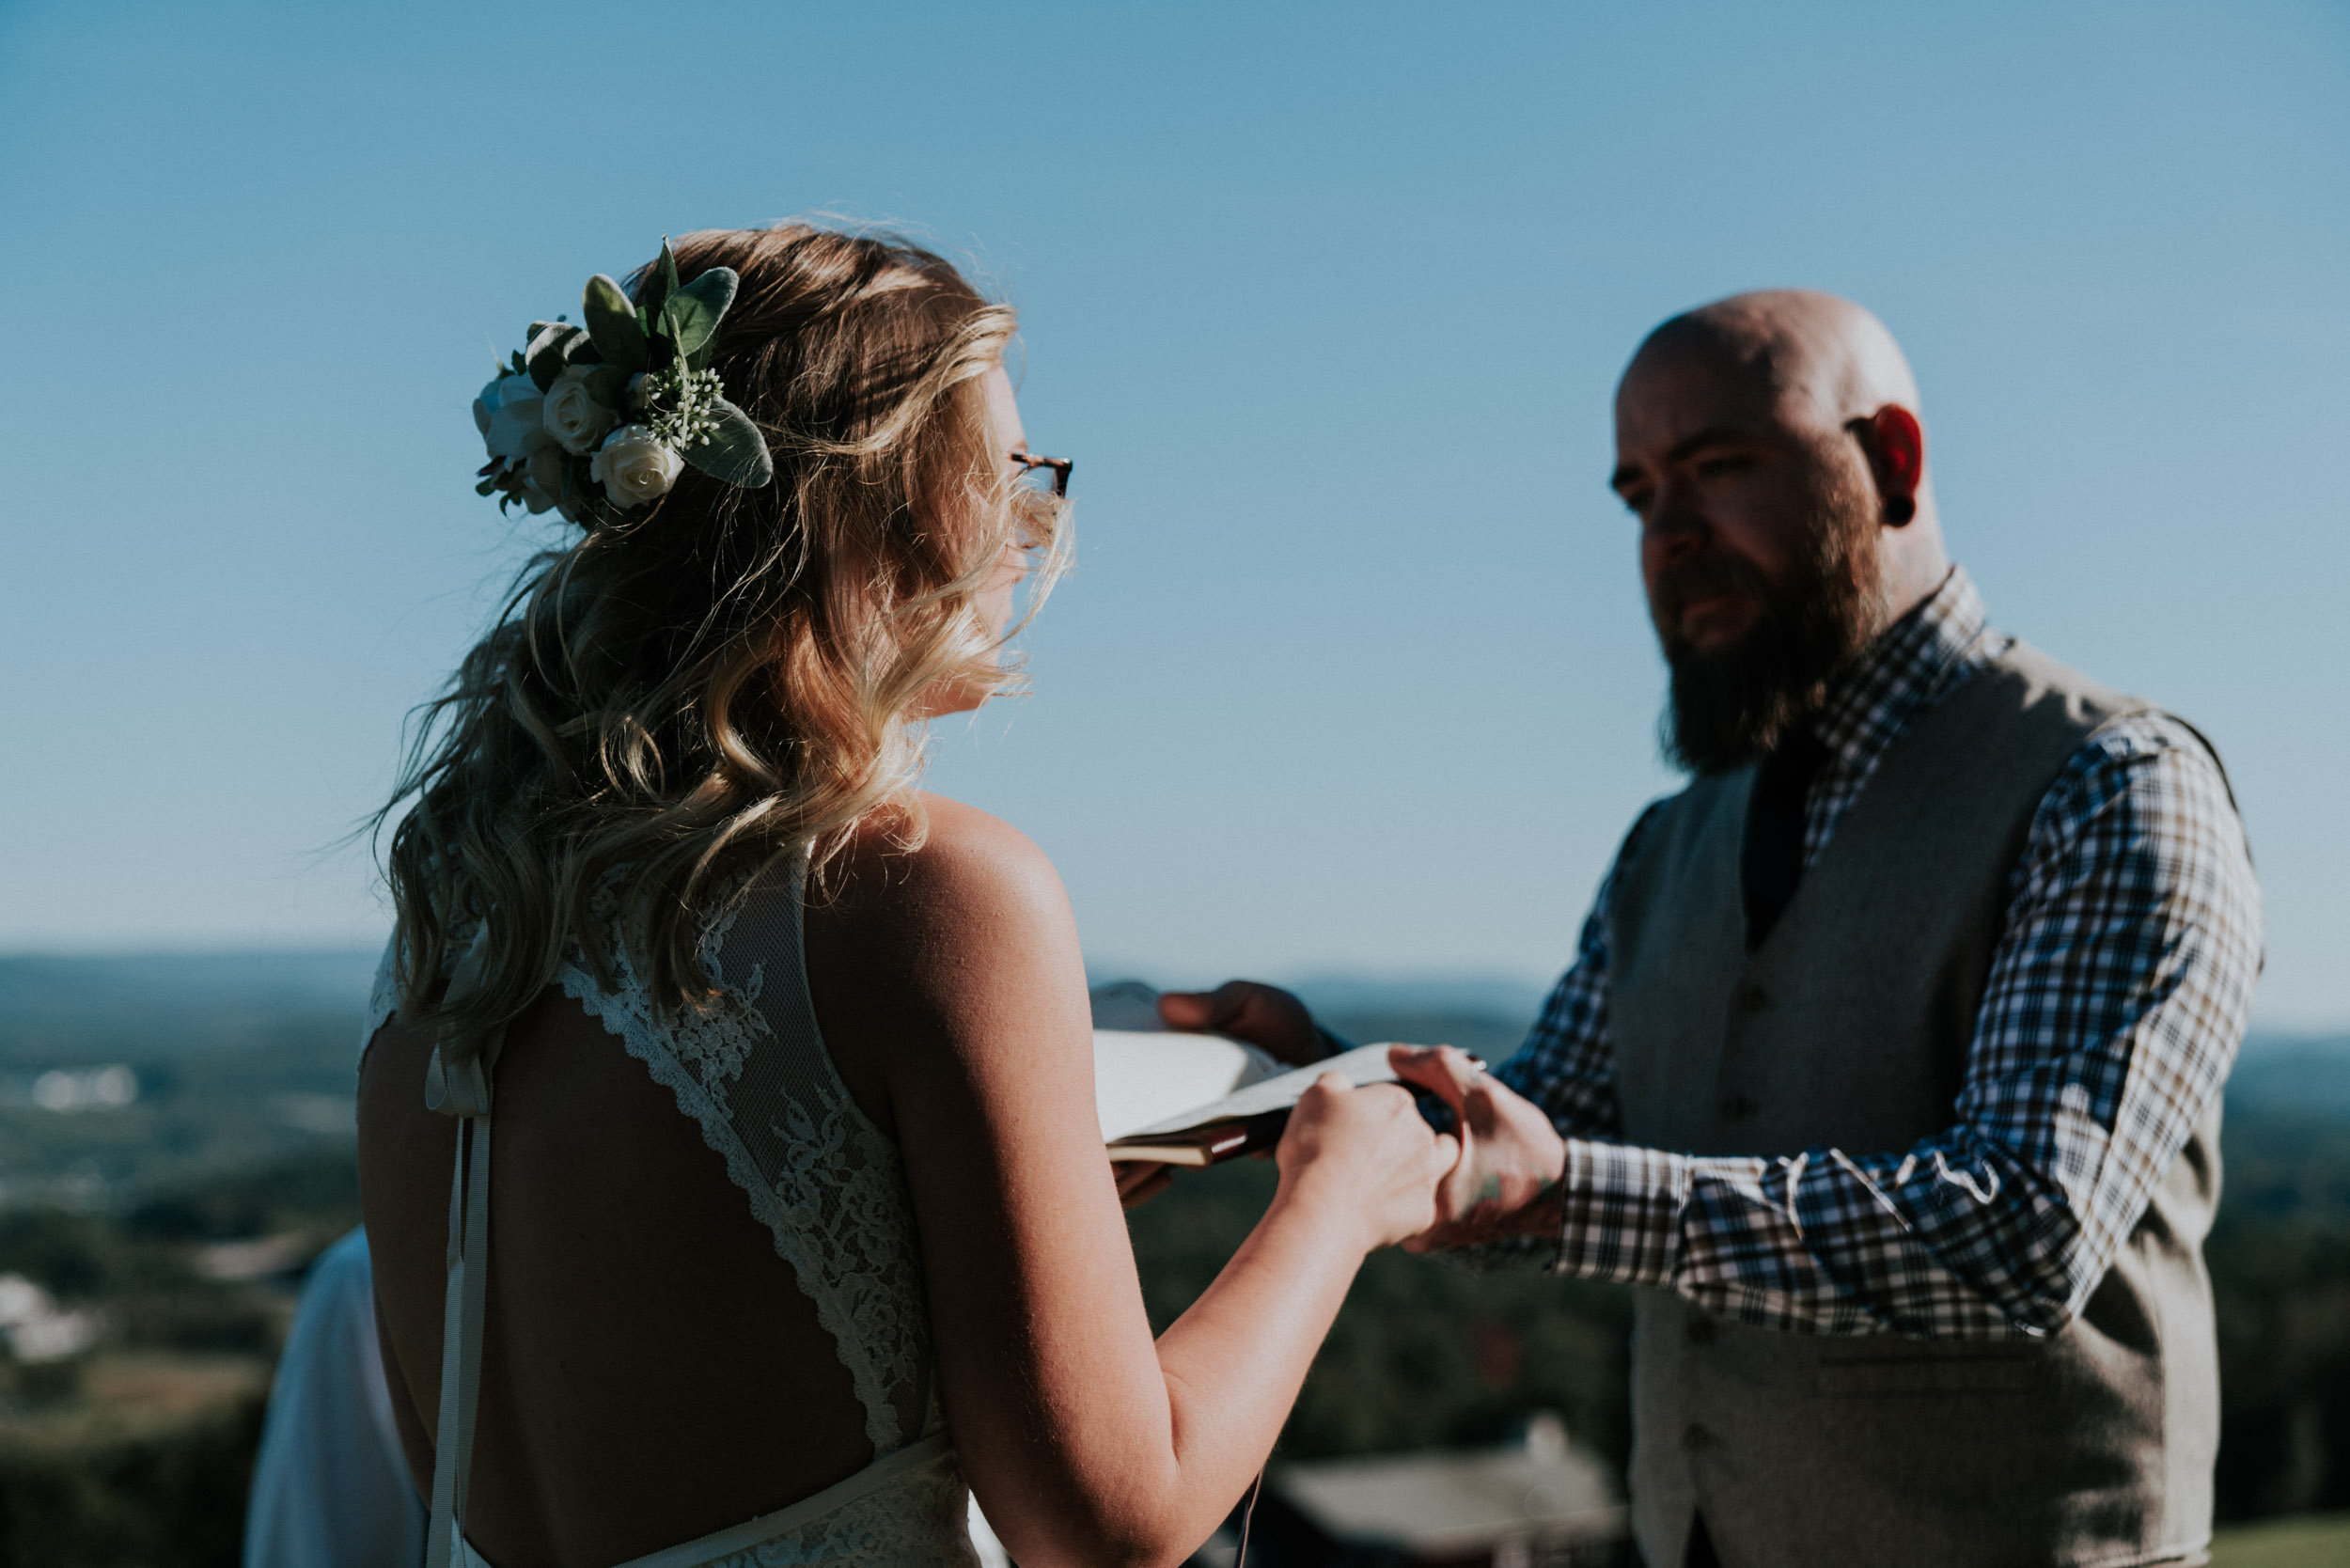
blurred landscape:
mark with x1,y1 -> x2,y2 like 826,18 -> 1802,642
0,951 -> 2340,1564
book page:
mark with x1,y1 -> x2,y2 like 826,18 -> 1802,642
1092,1029 -> 1288,1143
1114,1043 -> 1403,1141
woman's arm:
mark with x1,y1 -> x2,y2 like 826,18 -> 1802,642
803,796 -> 1450,1568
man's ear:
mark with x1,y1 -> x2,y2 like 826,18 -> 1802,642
1853,404 -> 1925,525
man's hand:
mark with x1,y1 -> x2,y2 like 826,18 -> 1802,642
1157,980 -> 1330,1067
1388,1045 -> 1568,1251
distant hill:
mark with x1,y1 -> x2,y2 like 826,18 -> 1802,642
0,951 -> 380,1062
0,952 -> 379,1206
0,949 -> 2339,1211
4,949 -> 2339,1086
2232,1032 -> 2350,1117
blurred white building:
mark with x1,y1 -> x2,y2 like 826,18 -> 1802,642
1254,1415 -> 1630,1568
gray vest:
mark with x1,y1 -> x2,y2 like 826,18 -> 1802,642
1609,643 -> 2222,1568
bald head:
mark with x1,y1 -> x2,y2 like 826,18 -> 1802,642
1626,290 -> 1920,437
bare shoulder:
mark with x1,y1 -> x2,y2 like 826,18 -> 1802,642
802,794 -> 1088,1121
813,792 -> 1068,949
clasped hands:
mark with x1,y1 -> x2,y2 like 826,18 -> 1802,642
1150,982 -> 1567,1251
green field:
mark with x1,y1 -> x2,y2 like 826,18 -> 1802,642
2211,1513 -> 2350,1567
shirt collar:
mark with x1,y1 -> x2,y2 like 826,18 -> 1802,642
1809,564 -> 1998,767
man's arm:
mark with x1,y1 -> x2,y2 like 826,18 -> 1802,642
1404,716 -> 2263,1338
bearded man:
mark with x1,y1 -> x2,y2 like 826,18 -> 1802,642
1167,291 -> 2263,1568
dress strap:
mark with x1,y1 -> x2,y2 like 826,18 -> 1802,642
423,934 -> 504,1568
426,1109 -> 492,1568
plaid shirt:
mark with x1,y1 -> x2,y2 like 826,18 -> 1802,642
1490,567 -> 2263,1338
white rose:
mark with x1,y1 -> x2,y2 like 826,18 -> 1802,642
541,365 -> 618,455
477,373 -> 551,463
589,426 -> 683,509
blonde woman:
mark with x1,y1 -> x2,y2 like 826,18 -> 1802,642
357,224 -> 1454,1568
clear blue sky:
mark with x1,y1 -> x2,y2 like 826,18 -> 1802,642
3,2 -> 2344,1027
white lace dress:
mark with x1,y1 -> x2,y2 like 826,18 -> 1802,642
367,855 -> 982,1567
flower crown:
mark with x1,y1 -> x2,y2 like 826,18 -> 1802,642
474,240 -> 775,524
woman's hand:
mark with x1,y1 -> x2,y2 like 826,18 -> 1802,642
1275,1074 -> 1458,1252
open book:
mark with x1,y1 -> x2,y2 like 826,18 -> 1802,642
1093,1029 -> 1406,1167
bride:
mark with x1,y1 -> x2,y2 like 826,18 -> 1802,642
357,222 -> 1455,1568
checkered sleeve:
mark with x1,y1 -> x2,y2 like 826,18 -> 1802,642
1543,715 -> 2262,1338
1490,804 -> 1669,1141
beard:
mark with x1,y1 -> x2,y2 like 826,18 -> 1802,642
1655,475 -> 1885,776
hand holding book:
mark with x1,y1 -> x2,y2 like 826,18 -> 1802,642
1100,1038 -> 1417,1166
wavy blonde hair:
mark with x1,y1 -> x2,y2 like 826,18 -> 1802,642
380,224 -> 1067,1056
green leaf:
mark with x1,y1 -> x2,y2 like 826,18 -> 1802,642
582,364 -> 631,410
638,241 -> 674,320
659,239 -> 682,307
582,274 -> 648,373
475,477 -> 498,496
635,306 -> 677,370
681,396 -> 774,488
509,350 -> 527,377
660,266 -> 737,365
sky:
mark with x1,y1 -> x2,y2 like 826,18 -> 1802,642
2,1 -> 2344,1028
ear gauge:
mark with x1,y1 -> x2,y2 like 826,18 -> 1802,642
1886,495 -> 1918,525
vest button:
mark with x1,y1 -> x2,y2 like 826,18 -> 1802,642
1732,983 -> 1769,1013
1685,1315 -> 1716,1346
1719,1094 -> 1757,1121
1682,1422 -> 1712,1452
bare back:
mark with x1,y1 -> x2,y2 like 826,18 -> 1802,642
359,857 -> 952,1567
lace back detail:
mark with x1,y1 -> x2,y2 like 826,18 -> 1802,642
556,854 -> 932,1453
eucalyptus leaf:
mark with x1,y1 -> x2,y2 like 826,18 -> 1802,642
582,364 -> 631,411
637,304 -> 676,371
582,274 -> 648,373
639,245 -> 673,320
659,240 -> 682,306
660,266 -> 737,364
681,396 -> 774,488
